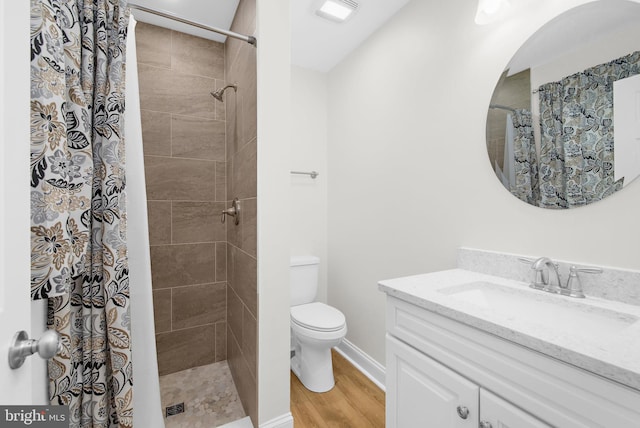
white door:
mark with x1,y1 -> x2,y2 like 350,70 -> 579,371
386,335 -> 479,428
614,73 -> 640,185
479,389 -> 551,428
0,0 -> 33,403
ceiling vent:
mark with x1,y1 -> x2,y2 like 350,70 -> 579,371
315,0 -> 359,23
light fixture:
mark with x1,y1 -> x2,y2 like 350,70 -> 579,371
315,0 -> 358,23
474,0 -> 510,25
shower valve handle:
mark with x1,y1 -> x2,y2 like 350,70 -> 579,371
221,198 -> 241,225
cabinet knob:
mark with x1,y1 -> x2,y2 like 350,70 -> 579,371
480,421 -> 493,428
456,405 -> 469,419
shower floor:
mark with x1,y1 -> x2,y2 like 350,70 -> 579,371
160,360 -> 246,428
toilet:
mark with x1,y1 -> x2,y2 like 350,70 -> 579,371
290,256 -> 347,393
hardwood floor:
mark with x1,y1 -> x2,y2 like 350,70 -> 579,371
290,350 -> 385,427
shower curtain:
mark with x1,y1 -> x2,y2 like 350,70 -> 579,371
538,51 -> 640,209
509,109 -> 539,206
30,0 -> 133,426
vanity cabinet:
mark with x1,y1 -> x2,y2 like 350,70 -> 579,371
385,296 -> 640,428
387,335 -> 550,427
480,389 -> 550,428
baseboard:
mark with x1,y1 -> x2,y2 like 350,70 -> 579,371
218,416 -> 252,428
259,412 -> 294,428
335,339 -> 386,392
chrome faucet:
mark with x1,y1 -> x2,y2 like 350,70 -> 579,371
530,257 -> 562,293
521,256 -> 603,298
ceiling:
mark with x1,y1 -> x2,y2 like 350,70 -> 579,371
129,0 -> 410,73
291,0 -> 411,72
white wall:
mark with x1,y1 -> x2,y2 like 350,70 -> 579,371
290,67 -> 329,303
531,20 -> 640,87
326,0 -> 640,366
256,0 -> 292,425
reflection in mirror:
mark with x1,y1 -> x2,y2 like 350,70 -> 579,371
486,0 -> 640,209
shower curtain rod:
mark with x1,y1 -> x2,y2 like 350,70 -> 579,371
489,104 -> 516,113
128,3 -> 257,46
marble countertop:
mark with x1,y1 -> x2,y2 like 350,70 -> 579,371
379,268 -> 640,392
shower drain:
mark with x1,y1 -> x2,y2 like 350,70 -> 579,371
165,403 -> 185,417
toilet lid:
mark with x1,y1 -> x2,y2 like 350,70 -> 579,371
291,302 -> 346,332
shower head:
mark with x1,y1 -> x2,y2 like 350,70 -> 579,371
211,84 -> 238,102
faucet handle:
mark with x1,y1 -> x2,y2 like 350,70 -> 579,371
519,257 -> 549,290
563,265 -> 603,298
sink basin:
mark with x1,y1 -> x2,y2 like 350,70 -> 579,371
439,281 -> 638,338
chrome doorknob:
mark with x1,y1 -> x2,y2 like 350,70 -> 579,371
8,330 -> 60,369
456,405 -> 469,419
480,421 -> 493,428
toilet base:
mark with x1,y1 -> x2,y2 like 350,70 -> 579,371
291,345 -> 335,393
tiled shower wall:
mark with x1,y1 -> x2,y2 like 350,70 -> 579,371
224,0 -> 258,425
136,22 -> 229,376
487,69 -> 531,171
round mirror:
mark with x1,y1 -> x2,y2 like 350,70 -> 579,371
486,0 -> 640,209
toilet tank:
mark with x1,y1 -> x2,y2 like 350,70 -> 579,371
290,256 -> 320,306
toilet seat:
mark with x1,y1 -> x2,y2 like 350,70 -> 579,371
291,302 -> 346,332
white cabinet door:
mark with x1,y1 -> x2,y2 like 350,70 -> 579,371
480,389 -> 551,428
386,335 -> 479,428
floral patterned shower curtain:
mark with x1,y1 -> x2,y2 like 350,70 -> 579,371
538,51 -> 640,209
30,0 -> 133,426
510,109 -> 539,206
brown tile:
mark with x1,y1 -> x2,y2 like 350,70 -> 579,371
228,49 -> 256,147
224,83 -> 241,157
138,64 -> 216,119
150,243 -> 216,289
242,81 -> 257,146
242,308 -> 257,380
171,72 -> 216,119
227,286 -> 243,346
233,0 -> 256,36
171,31 -> 225,79
135,22 -> 171,68
156,325 -> 215,375
227,324 -> 242,376
171,115 -> 226,161
228,245 -> 257,317
215,162 -> 227,202
228,330 -> 257,424
216,242 -> 227,282
172,282 -> 226,329
229,139 -> 257,199
147,201 -> 171,245
227,202 -> 241,249
140,110 -> 171,156
172,201 -> 226,244
144,156 -> 215,201
214,80 -> 229,122
228,43 -> 256,88
215,321 -> 227,362
225,35 -> 241,72
153,289 -> 172,333
226,325 -> 242,404
138,64 -> 174,112
240,198 -> 256,257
